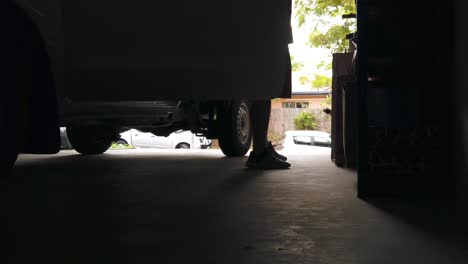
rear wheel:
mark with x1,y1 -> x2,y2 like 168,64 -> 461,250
114,139 -> 128,146
218,101 -> 252,157
66,125 -> 115,155
176,143 -> 190,149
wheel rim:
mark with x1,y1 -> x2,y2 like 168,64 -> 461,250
237,104 -> 251,145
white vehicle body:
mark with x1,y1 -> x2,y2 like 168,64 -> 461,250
119,129 -> 210,149
5,1 -> 286,158
282,130 -> 332,152
13,0 -> 291,101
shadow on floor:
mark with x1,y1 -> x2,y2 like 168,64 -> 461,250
1,153 -> 268,264
363,198 -> 468,252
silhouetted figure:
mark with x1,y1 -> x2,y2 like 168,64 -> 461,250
245,1 -> 293,170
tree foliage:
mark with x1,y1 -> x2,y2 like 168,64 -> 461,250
290,56 -> 305,71
311,74 -> 331,89
294,0 -> 356,53
316,60 -> 333,71
299,75 -> 310,85
294,0 -> 356,26
309,21 -> 355,52
294,111 -> 320,130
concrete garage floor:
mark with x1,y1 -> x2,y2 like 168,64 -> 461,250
1,149 -> 468,264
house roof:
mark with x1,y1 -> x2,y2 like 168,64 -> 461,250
292,90 -> 331,96
285,130 -> 331,137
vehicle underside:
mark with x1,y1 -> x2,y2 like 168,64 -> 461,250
2,0 -> 288,174
60,100 -> 253,156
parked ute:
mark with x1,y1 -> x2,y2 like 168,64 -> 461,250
2,0 -> 291,172
117,129 -> 211,150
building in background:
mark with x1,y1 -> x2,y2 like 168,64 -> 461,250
269,90 -> 332,140
272,90 -> 331,110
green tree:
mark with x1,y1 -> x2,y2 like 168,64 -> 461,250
295,0 -> 356,26
294,0 -> 356,53
290,55 -> 305,71
317,60 -> 333,71
311,74 -> 331,89
309,21 -> 355,52
299,75 -> 310,85
293,111 -> 320,130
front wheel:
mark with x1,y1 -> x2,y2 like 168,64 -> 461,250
66,125 -> 115,155
218,101 -> 252,157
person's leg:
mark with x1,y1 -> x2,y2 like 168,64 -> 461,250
250,100 -> 271,154
247,100 -> 290,169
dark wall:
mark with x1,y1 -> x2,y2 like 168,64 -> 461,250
357,0 -> 455,197
455,0 -> 468,214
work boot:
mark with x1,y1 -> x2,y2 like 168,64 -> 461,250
246,147 -> 291,170
267,141 -> 287,161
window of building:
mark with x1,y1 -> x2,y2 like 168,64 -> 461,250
282,102 -> 309,109
282,102 -> 295,108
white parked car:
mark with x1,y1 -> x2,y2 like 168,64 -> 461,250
282,130 -> 332,151
116,129 -> 211,149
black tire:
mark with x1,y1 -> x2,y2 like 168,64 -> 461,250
66,125 -> 114,155
114,139 -> 128,146
218,101 -> 252,157
176,143 -> 190,149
